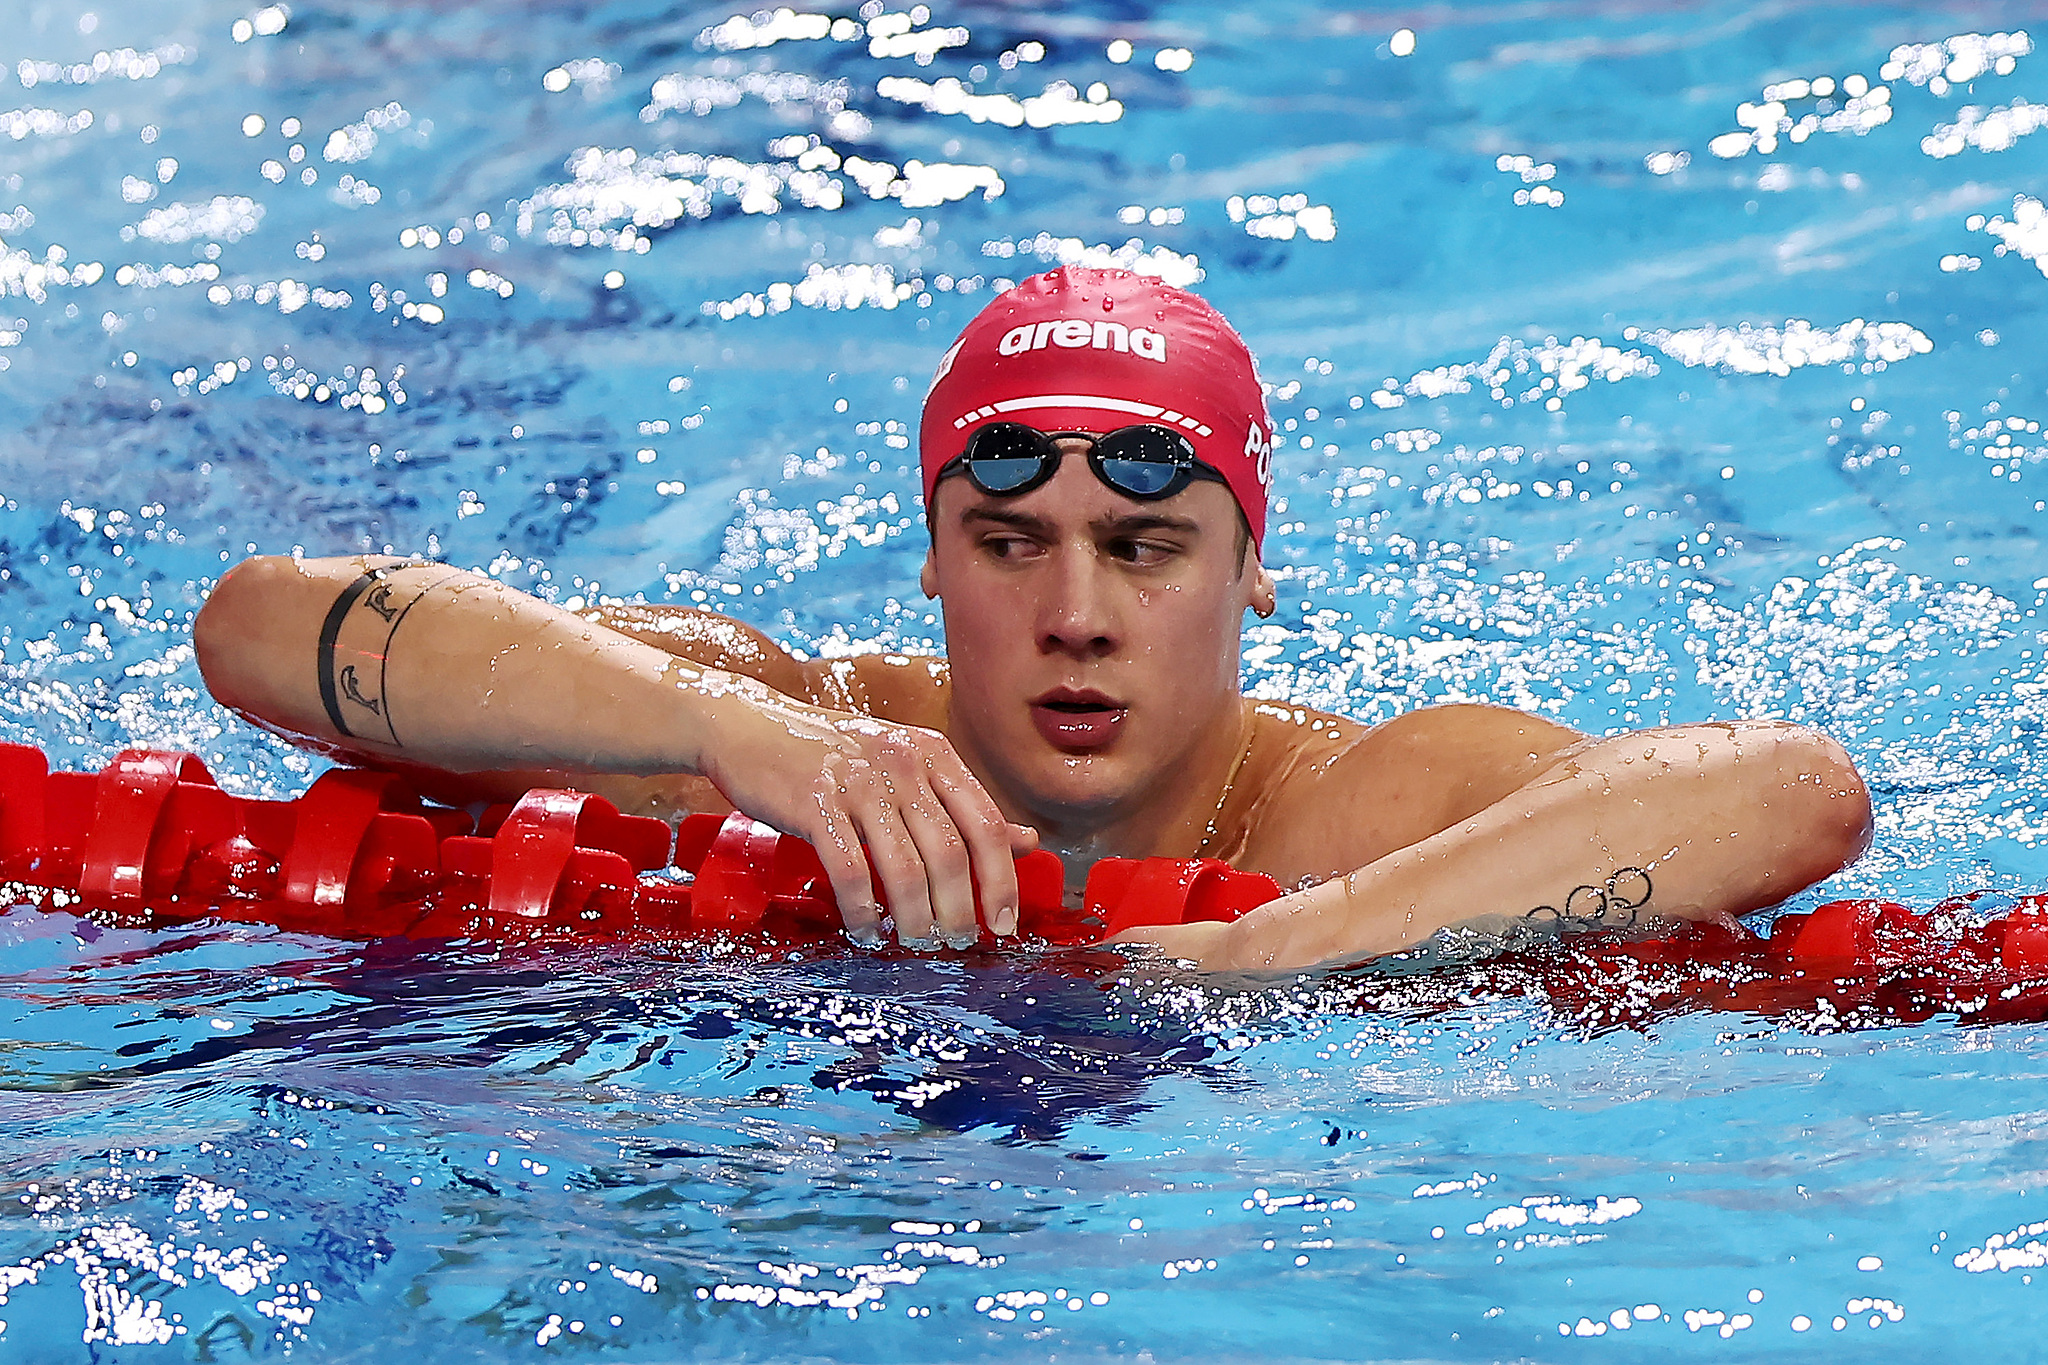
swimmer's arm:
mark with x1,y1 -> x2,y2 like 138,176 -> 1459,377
586,603 -> 950,728
1243,703 -> 1587,879
1122,721 -> 1872,971
194,556 -> 1028,945
196,557 -> 728,780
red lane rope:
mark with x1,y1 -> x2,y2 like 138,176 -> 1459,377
0,744 -> 1278,948
14,742 -> 2038,1019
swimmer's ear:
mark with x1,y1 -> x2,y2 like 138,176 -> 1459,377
1250,563 -> 1276,619
920,547 -> 939,599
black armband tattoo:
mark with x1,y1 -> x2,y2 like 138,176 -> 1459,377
1524,867 -> 1653,933
316,565 -> 462,745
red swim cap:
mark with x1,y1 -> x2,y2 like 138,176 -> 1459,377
919,266 -> 1275,551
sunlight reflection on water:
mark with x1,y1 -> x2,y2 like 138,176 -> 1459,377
5,0 -> 2048,1357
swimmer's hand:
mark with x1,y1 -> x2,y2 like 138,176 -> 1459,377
695,676 -> 1036,948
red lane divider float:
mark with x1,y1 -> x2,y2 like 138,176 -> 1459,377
1498,891 -> 2048,1030
0,744 -> 1281,948
9,742 -> 2048,1023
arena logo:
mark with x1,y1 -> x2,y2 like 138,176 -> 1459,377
997,318 -> 1168,362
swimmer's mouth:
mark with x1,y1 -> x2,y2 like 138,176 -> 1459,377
1029,689 -> 1127,752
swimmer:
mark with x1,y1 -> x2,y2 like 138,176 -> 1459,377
193,266 -> 1873,969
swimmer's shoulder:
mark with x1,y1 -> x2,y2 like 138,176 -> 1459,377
584,603 -> 949,727
586,603 -> 814,698
1238,702 -> 1584,882
814,650 -> 951,729
1336,702 -> 1583,777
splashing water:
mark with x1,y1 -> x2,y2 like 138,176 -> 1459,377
5,0 -> 2048,1357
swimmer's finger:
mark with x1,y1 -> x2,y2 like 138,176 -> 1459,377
805,793 -> 885,946
854,799 -> 940,948
894,784 -> 980,948
926,761 -> 1022,938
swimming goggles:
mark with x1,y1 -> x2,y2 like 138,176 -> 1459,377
935,421 -> 1229,501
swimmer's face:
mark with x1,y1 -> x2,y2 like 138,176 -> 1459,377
922,437 -> 1275,833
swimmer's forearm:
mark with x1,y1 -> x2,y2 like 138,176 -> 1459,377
199,556 -> 1032,945
195,555 -> 763,778
1167,721 -> 1872,971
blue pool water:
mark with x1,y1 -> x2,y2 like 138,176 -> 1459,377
8,0 -> 2048,1357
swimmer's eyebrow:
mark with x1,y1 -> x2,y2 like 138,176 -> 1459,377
958,505 -> 1049,532
1091,512 -> 1202,537
957,506 -> 1204,538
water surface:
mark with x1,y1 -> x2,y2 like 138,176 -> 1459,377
5,0 -> 2048,1358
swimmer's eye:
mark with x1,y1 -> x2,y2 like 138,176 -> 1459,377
1105,536 -> 1181,567
977,532 -> 1044,561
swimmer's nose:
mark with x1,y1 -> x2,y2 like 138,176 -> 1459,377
1036,553 -> 1118,659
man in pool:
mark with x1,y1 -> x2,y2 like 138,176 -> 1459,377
194,266 -> 1872,970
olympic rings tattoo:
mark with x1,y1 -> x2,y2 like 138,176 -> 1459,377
1524,867 -> 1653,932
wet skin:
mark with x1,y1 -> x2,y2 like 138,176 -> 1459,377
194,439 -> 1874,967
918,446 -> 1276,874
586,449 -> 1608,890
